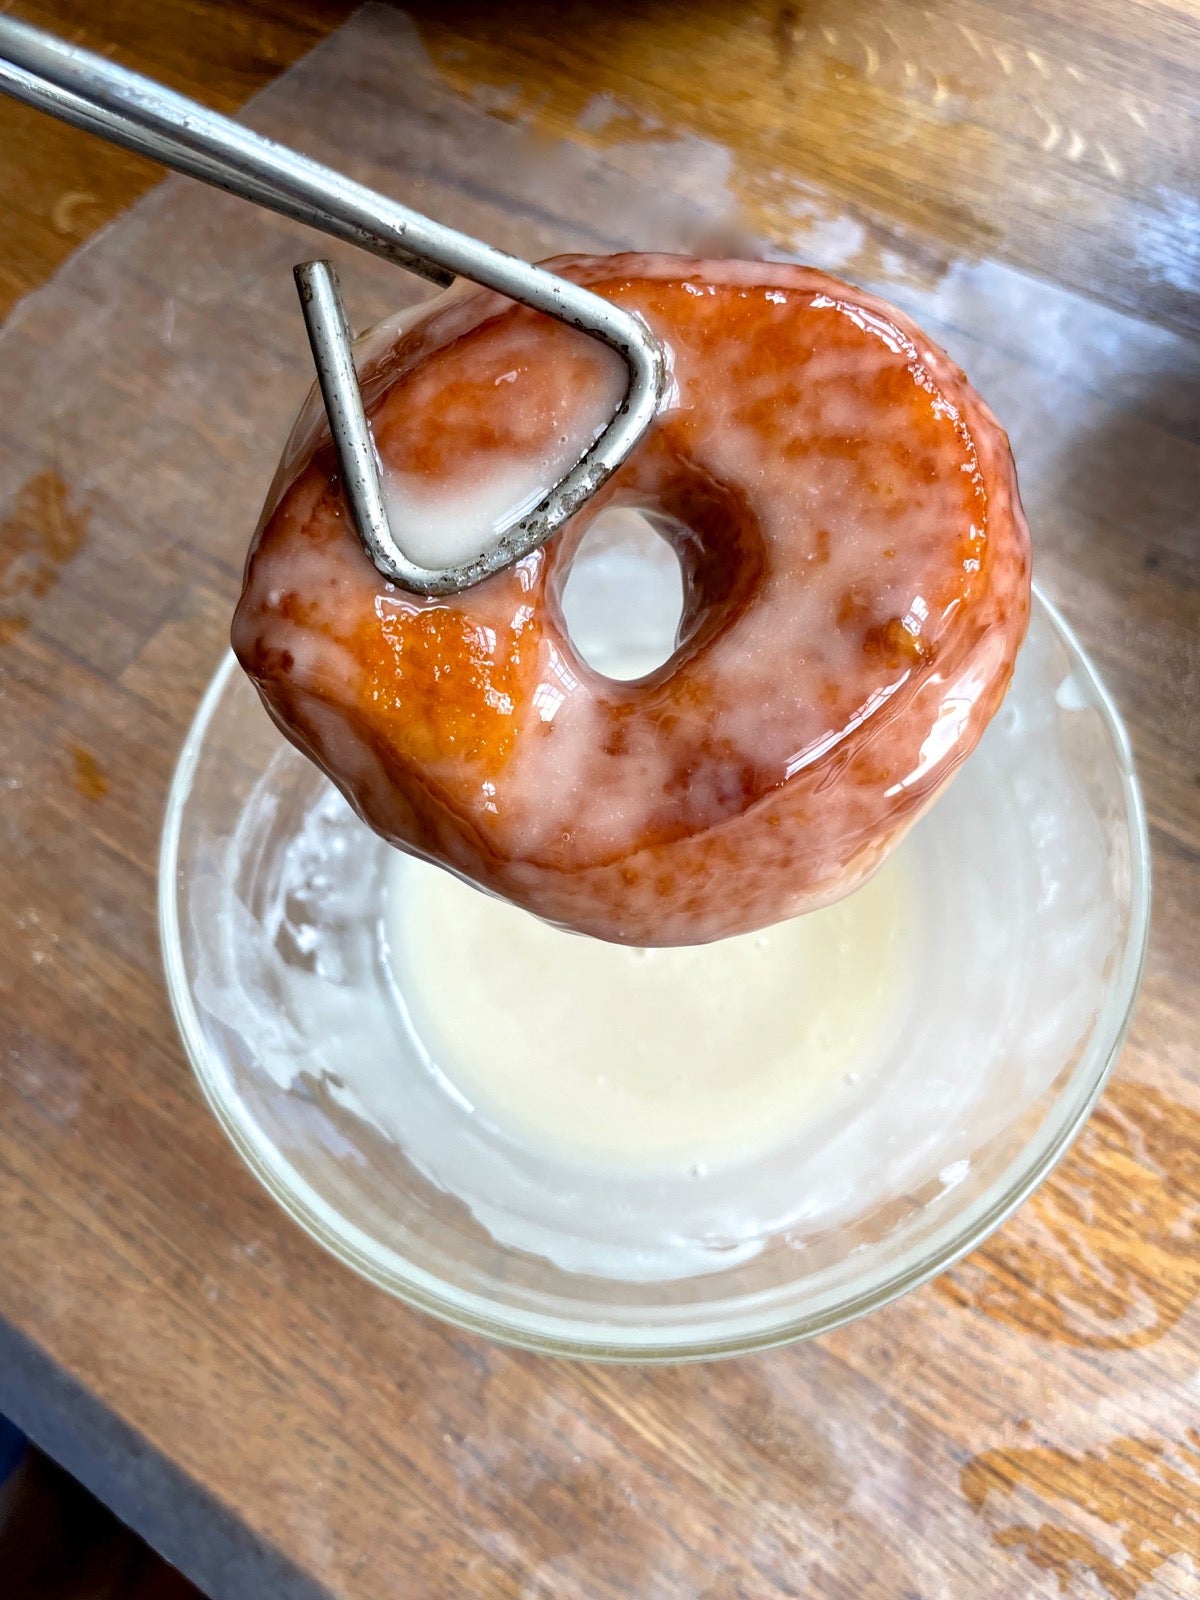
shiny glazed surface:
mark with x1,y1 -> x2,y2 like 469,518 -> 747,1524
233,254 -> 1032,943
0,4 -> 1190,1596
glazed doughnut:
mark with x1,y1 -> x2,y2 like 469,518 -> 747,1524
233,254 -> 1031,946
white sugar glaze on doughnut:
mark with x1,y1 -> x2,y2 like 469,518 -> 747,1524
378,317 -> 625,571
234,254 -> 1031,945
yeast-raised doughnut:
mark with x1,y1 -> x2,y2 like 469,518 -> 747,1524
233,254 -> 1031,945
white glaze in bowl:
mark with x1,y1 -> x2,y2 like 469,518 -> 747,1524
161,584 -> 1147,1359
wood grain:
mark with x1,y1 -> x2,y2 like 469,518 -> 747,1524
404,0 -> 1200,338
0,4 -> 1197,1599
0,0 -> 356,320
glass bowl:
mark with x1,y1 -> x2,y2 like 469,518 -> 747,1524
160,587 -> 1149,1360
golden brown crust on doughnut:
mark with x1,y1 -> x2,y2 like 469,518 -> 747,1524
233,254 -> 1031,944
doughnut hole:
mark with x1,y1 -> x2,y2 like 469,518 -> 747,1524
559,507 -> 684,681
558,470 -> 765,682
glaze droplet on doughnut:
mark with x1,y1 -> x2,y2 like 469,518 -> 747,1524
233,254 -> 1031,946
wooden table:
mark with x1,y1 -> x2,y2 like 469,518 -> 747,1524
0,3 -> 1197,1596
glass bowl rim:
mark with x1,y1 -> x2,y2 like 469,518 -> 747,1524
159,585 -> 1151,1361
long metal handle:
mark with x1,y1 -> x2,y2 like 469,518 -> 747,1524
0,18 -> 666,594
